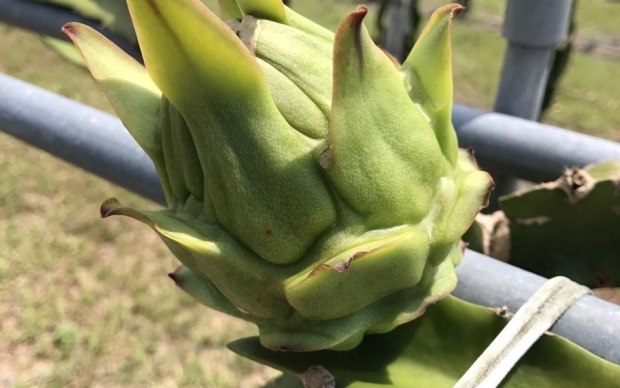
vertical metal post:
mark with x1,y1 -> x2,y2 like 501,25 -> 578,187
489,0 -> 574,209
382,0 -> 412,62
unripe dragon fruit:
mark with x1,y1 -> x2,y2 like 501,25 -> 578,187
63,0 -> 492,351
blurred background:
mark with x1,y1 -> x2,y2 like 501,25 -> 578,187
0,0 -> 619,386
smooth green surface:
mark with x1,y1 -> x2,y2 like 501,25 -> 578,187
230,296 -> 620,388
500,161 -> 620,287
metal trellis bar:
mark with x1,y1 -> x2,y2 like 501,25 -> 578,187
0,0 -> 142,61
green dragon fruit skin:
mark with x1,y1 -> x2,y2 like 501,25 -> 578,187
63,0 -> 493,351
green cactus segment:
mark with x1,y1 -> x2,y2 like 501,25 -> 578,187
230,296 -> 620,388
254,19 -> 335,123
236,0 -> 287,23
401,4 -> 462,167
61,23 -> 173,202
285,226 -> 429,320
128,0 -> 338,265
325,6 -> 443,228
500,161 -> 620,287
217,0 -> 243,20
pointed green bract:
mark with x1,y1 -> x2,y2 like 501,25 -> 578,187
236,0 -> 287,23
255,18 -> 334,120
442,170 -> 493,243
217,0 -> 243,20
126,0 -> 267,117
401,4 -> 462,166
62,23 -> 161,159
325,6 -> 443,228
45,0 -> 138,44
128,0 -> 338,265
62,22 -> 173,202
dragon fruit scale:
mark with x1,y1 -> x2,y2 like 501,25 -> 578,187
62,0 -> 493,351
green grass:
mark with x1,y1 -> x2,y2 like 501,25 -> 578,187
425,0 -> 620,37
576,0 -> 620,37
0,0 -> 619,386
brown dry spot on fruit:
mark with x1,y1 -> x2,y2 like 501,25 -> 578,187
333,257 -> 354,273
226,16 -> 260,53
319,147 -> 334,170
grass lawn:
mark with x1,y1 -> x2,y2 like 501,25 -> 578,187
1,0 -> 619,386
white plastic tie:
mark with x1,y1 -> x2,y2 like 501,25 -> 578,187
453,276 -> 591,388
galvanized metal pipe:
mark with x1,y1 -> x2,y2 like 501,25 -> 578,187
456,250 -> 620,365
2,73 -> 619,202
452,104 -> 620,183
0,73 -> 165,204
490,0 -> 574,207
0,0 -> 141,61
495,0 -> 574,120
381,0 -> 412,62
1,73 -> 620,365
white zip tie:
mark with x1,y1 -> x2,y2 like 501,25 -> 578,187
453,276 -> 591,388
